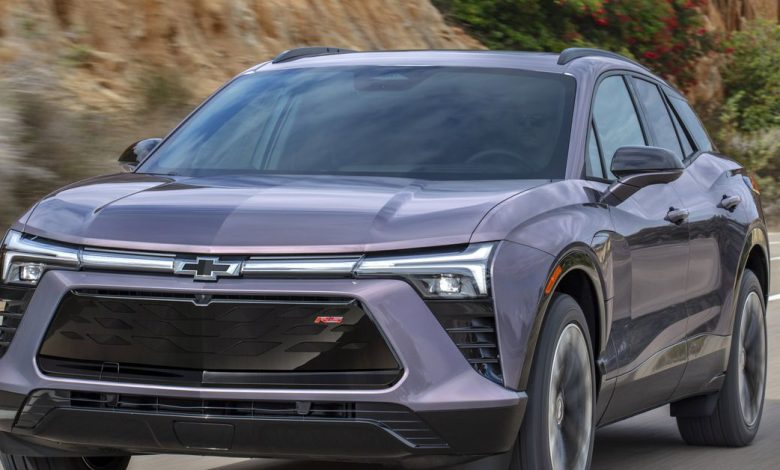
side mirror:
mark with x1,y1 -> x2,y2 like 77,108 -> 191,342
602,146 -> 684,204
118,138 -> 162,171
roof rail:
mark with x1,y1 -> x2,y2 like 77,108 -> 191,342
557,47 -> 649,71
272,47 -> 355,64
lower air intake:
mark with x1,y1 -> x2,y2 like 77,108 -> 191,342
427,300 -> 503,384
0,286 -> 33,358
17,390 -> 449,449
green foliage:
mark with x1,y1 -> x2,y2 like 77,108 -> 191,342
18,15 -> 44,39
714,21 -> 780,203
62,43 -> 92,67
720,21 -> 780,133
434,0 -> 718,86
138,69 -> 192,111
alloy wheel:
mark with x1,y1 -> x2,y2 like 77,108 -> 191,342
547,323 -> 593,470
737,291 -> 767,427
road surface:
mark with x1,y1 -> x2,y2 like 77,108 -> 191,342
74,235 -> 780,469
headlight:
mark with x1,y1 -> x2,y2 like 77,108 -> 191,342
355,243 -> 495,299
1,231 -> 80,286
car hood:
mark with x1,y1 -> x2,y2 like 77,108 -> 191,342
20,173 -> 547,254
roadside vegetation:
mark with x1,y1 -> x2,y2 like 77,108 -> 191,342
433,0 -> 716,87
0,73 -> 192,230
715,21 -> 780,204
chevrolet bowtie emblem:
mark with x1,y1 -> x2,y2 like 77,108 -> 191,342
174,257 -> 241,281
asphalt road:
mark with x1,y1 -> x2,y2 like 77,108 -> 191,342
123,234 -> 780,469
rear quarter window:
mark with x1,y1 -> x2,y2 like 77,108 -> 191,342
632,78 -> 684,162
669,96 -> 713,153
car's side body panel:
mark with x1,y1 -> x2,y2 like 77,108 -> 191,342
670,153 -> 748,400
598,177 -> 692,423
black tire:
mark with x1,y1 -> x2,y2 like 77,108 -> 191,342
0,454 -> 130,470
676,269 -> 767,447
509,294 -> 596,470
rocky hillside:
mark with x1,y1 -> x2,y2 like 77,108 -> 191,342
0,0 -> 481,110
707,0 -> 778,31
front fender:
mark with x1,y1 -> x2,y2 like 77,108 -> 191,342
492,241 -> 608,391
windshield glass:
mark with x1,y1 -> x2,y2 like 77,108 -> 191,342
139,66 -> 575,180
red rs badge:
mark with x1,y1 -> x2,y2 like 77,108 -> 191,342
314,316 -> 344,325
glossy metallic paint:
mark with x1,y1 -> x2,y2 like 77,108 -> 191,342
0,50 -> 769,460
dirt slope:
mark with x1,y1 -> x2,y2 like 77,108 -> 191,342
0,0 -> 482,110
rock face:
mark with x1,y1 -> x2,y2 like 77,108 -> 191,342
0,1 -> 776,110
707,0 -> 778,31
689,0 -> 779,106
0,0 -> 482,110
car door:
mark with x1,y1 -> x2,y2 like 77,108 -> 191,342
660,92 -> 748,399
587,75 -> 691,423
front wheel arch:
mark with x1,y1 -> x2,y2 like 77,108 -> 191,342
517,246 -> 607,392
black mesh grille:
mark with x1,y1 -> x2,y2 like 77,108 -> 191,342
0,286 -> 33,358
38,290 -> 401,389
426,300 -> 502,384
17,390 -> 448,449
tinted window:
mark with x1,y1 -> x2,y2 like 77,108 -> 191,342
632,79 -> 684,161
140,66 -> 576,180
668,103 -> 695,157
592,76 -> 646,178
586,122 -> 604,178
670,96 -> 713,152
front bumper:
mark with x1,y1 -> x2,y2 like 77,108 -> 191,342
0,271 -> 526,462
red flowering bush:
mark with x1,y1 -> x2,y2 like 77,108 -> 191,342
435,0 -> 719,88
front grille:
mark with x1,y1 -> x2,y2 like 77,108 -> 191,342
38,290 -> 401,389
17,390 -> 449,449
427,301 -> 502,384
0,286 -> 33,358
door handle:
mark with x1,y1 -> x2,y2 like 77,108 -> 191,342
718,195 -> 742,212
666,207 -> 689,224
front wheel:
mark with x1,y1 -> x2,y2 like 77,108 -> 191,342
0,454 -> 130,470
510,294 -> 595,470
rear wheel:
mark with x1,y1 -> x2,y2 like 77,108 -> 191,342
0,454 -> 130,470
510,294 -> 595,470
676,269 -> 767,447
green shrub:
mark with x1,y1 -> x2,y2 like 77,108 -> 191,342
719,21 -> 780,133
62,43 -> 92,67
138,69 -> 192,111
713,21 -> 780,201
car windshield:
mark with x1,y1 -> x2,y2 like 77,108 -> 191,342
139,66 -> 576,180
